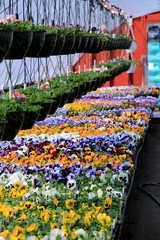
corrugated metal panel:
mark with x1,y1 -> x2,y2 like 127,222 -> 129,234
109,0 -> 160,18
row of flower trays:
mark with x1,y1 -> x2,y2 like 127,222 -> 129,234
0,86 -> 159,240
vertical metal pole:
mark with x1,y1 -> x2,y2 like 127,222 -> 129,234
38,58 -> 40,88
46,58 -> 48,78
23,58 -> 27,89
9,60 -> 12,98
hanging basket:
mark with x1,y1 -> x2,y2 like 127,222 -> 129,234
126,62 -> 137,73
97,40 -> 106,52
33,102 -> 52,121
59,93 -> 69,108
0,29 -> 13,62
48,97 -> 61,115
60,33 -> 76,55
76,36 -> 89,53
85,36 -> 94,53
70,36 -> 82,54
20,111 -> 39,130
88,37 -> 101,53
38,33 -> 57,57
25,31 -> 46,58
0,120 -> 8,141
2,111 -> 25,141
5,30 -> 33,59
76,83 -> 86,99
126,41 -> 137,53
51,34 -> 66,56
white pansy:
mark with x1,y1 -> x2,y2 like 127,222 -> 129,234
118,171 -> 128,183
90,184 -> 97,190
26,237 -> 37,240
113,191 -> 123,199
75,229 -> 88,239
99,173 -> 107,183
106,186 -> 113,193
88,192 -> 96,199
111,174 -> 118,184
40,236 -> 49,240
43,188 -> 61,198
97,188 -> 103,198
50,228 -> 66,240
66,179 -> 76,190
0,237 -> 5,240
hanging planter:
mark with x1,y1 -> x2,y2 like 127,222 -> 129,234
76,36 -> 89,53
33,102 -> 52,121
38,33 -> 57,57
48,97 -> 61,115
59,93 -> 69,108
5,30 -> 33,59
126,41 -> 137,53
70,36 -> 82,54
76,83 -> 86,99
20,111 -> 39,130
97,40 -> 106,52
88,37 -> 101,53
85,36 -> 94,53
25,31 -> 46,58
60,33 -> 76,55
51,34 -> 66,56
2,111 -> 25,141
0,29 -> 13,62
0,120 -> 8,141
126,62 -> 137,73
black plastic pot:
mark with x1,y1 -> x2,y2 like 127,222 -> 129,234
70,36 -> 82,54
38,33 -> 57,57
0,120 -> 8,140
85,36 -> 94,53
88,37 -> 101,53
20,111 -> 39,130
96,40 -> 106,52
0,30 -> 13,62
2,111 -> 25,141
25,31 -> 45,58
66,92 -> 77,103
58,93 -> 69,108
76,36 -> 89,53
51,35 -> 66,56
5,31 -> 33,59
32,102 -> 52,121
60,34 -> 76,55
76,83 -> 86,99
48,97 -> 61,114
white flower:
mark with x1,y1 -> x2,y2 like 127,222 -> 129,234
99,173 -> 107,183
90,184 -> 97,190
75,229 -> 88,239
0,237 -> 5,240
111,174 -> 117,184
113,191 -> 123,199
118,172 -> 128,183
26,237 -> 37,240
106,186 -> 113,193
40,236 -> 49,240
43,188 -> 61,198
88,192 -> 96,199
97,189 -> 103,198
50,228 -> 66,240
66,179 -> 76,190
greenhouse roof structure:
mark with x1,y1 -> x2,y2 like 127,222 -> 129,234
109,0 -> 160,18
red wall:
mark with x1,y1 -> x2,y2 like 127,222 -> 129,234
133,11 -> 160,86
